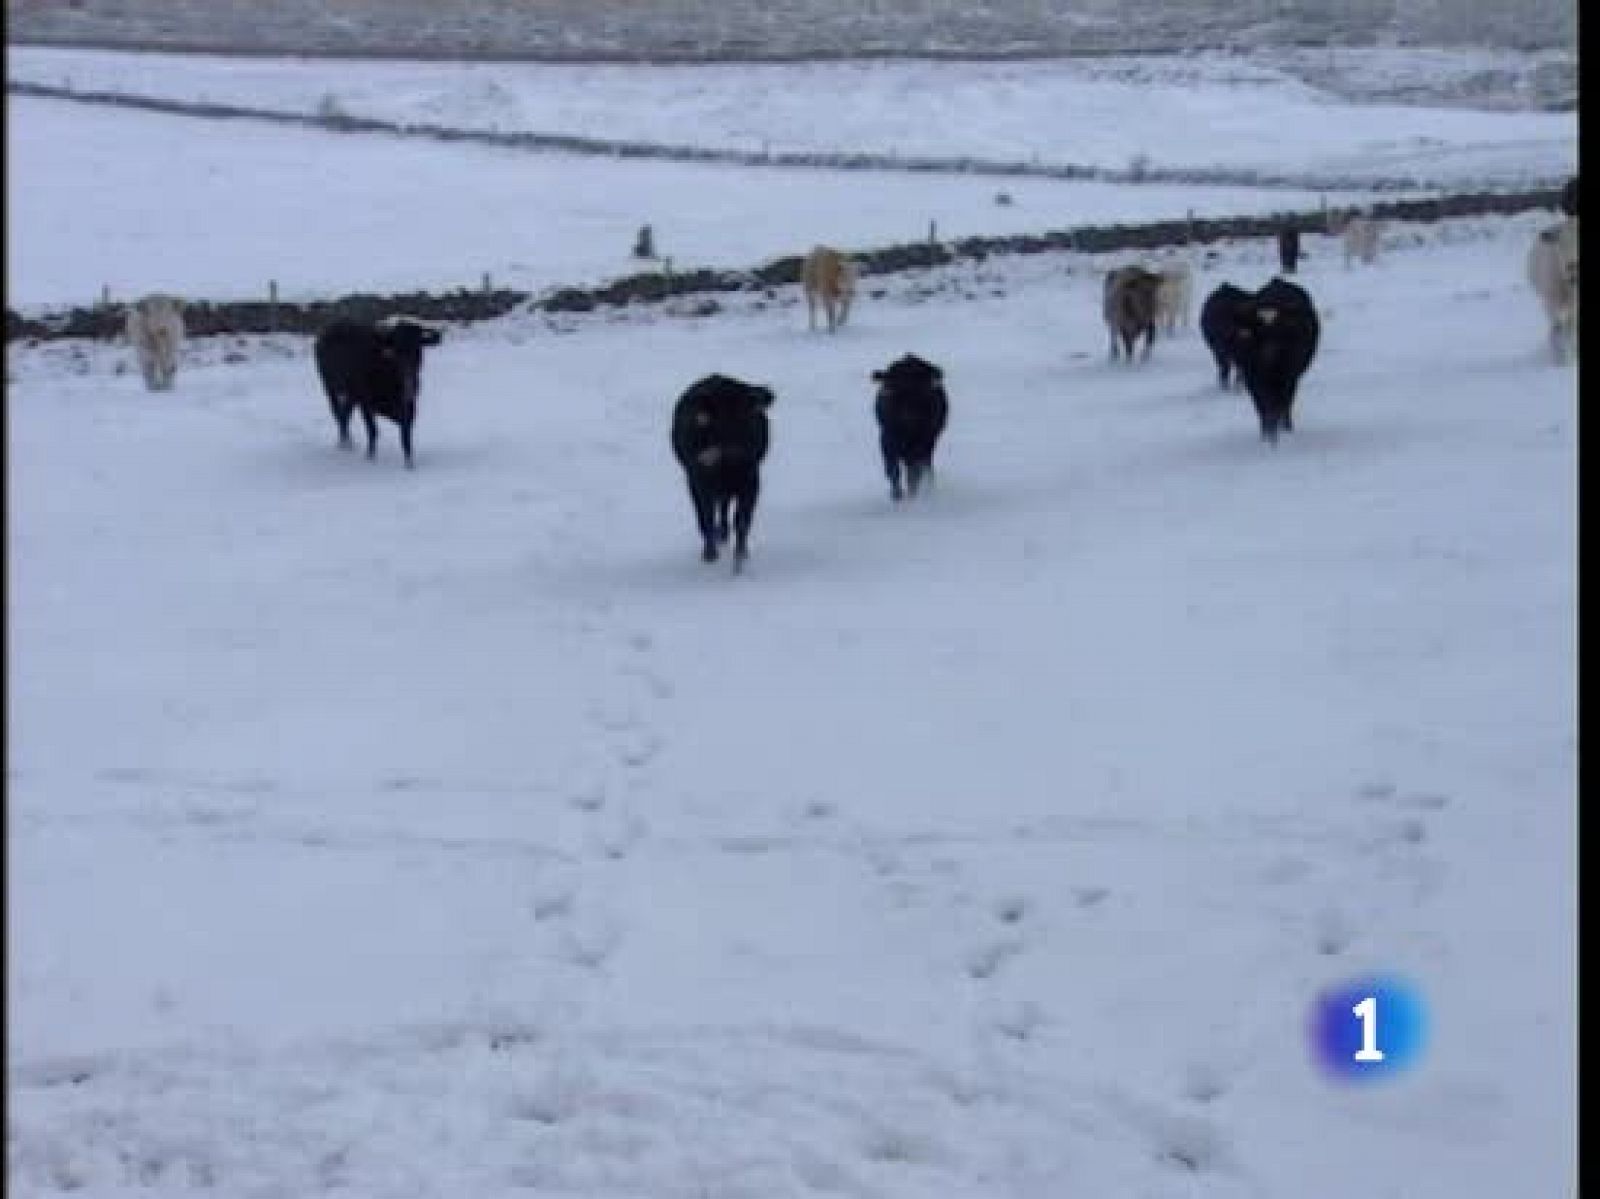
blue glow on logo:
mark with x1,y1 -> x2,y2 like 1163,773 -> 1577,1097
1309,975 -> 1427,1083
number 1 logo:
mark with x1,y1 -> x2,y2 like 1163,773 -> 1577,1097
1309,976 -> 1426,1082
1351,996 -> 1385,1062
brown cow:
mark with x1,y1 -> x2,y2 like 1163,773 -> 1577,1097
1103,265 -> 1162,362
802,245 -> 857,333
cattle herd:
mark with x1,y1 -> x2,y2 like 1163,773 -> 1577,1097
114,183 -> 1577,573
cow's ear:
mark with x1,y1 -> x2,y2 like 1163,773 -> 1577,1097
754,386 -> 775,408
871,369 -> 886,382
930,365 -> 944,381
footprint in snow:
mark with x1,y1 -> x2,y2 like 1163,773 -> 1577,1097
994,895 -> 1030,925
1314,907 -> 1354,957
1180,1061 -> 1230,1104
966,939 -> 1024,981
568,781 -> 607,812
616,731 -> 660,769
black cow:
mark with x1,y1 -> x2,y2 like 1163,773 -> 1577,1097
670,374 -> 774,571
1277,222 -> 1302,273
314,317 -> 443,468
872,354 -> 949,502
1198,282 -> 1253,390
1227,277 -> 1321,446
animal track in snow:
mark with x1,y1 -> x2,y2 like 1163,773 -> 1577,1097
588,810 -> 647,861
559,911 -> 623,971
568,781 -> 607,812
965,939 -> 1024,981
1314,907 -> 1354,957
993,895 -> 1030,925
992,1000 -> 1046,1042
1357,781 -> 1451,811
1180,1061 -> 1230,1104
532,878 -> 577,922
615,731 -> 661,770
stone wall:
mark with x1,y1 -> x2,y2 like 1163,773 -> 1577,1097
8,187 -> 1565,344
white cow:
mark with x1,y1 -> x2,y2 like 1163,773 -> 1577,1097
125,293 -> 186,390
1153,257 -> 1194,334
1341,215 -> 1383,268
1526,215 -> 1579,364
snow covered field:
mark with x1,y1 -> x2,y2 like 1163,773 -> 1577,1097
9,96 -> 1390,309
9,46 -> 1578,189
7,51 -> 1578,1199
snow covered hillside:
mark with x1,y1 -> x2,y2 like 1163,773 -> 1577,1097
9,46 -> 1578,192
8,200 -> 1577,1195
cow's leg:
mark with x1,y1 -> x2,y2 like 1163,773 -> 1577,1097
1262,411 -> 1281,445
1252,399 -> 1277,444
1211,350 -> 1232,389
806,292 -> 817,332
399,418 -> 415,469
731,477 -> 760,572
322,385 -> 353,447
714,495 -> 732,544
882,433 -> 904,501
140,351 -> 158,391
361,407 -> 379,459
1141,326 -> 1154,362
907,459 -> 926,499
687,478 -> 719,562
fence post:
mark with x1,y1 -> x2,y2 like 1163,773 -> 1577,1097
269,280 -> 278,332
101,284 -> 111,309
928,220 -> 938,245
482,272 -> 492,293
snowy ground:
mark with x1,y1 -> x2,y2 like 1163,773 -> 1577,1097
8,199 -> 1577,1196
8,46 -> 1578,188
8,95 -> 1398,310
